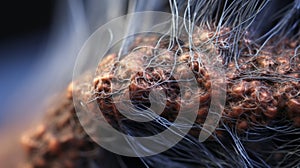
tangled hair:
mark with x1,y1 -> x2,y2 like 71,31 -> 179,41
92,1 -> 300,167
91,32 -> 299,168
22,0 -> 300,168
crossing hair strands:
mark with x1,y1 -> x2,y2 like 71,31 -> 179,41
21,0 -> 299,167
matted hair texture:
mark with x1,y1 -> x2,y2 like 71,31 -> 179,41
21,0 -> 300,168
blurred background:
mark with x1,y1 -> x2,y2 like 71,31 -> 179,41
0,0 -> 55,127
0,1 -> 58,166
0,0 -> 85,166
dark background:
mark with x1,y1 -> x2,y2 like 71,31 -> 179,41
0,1 -> 55,42
0,0 -> 56,124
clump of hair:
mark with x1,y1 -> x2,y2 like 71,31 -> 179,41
21,0 -> 300,167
